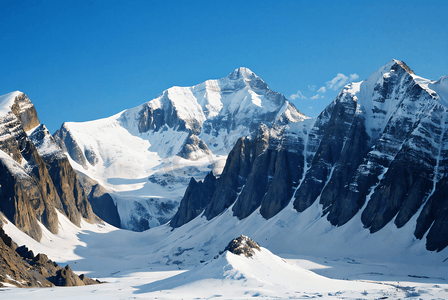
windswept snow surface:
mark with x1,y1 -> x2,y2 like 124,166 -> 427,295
429,75 -> 448,106
0,149 -> 30,178
0,91 -> 21,117
2,202 -> 448,299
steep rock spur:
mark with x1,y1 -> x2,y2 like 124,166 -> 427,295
0,92 -> 98,241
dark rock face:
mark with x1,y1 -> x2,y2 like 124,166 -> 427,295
0,127 -> 59,240
0,93 -> 98,241
54,124 -> 89,170
170,135 -> 257,228
415,176 -> 448,252
293,99 -> 358,214
204,136 -> 258,220
171,60 -> 448,252
223,235 -> 261,258
0,227 -> 99,287
88,189 -> 120,228
31,126 -> 97,226
172,124 -> 305,227
16,245 -> 34,259
76,173 -> 121,228
170,173 -> 217,228
260,149 -> 302,219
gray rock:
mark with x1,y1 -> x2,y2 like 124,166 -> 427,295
223,235 -> 261,258
170,173 -> 217,228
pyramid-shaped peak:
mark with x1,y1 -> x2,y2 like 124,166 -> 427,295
0,91 -> 24,117
227,67 -> 258,80
391,59 -> 415,75
361,59 -> 416,89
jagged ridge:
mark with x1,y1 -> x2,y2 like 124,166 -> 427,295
172,60 -> 448,252
0,92 -> 97,241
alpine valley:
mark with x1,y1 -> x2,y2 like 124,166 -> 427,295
1,60 -> 448,299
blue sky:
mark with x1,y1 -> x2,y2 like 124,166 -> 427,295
1,0 -> 447,133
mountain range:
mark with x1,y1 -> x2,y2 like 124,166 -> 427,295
1,59 -> 448,296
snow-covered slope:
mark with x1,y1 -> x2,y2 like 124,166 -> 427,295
55,67 -> 306,230
2,201 -> 448,299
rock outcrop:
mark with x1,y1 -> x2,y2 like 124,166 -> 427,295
223,235 -> 261,258
0,92 -> 98,241
0,227 -> 100,288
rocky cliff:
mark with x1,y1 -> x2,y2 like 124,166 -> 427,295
171,60 -> 448,252
0,92 -> 98,241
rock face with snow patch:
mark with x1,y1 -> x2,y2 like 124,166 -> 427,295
172,60 -> 448,252
0,92 -> 97,241
54,68 -> 306,231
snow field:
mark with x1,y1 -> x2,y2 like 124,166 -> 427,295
2,201 -> 448,299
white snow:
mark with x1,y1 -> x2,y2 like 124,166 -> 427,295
429,75 -> 448,106
0,149 -> 30,178
1,204 -> 448,299
0,91 -> 22,117
28,124 -> 65,159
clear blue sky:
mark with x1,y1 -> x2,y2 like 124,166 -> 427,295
1,0 -> 447,133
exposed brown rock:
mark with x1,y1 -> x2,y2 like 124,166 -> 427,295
0,226 -> 100,288
0,93 -> 99,241
50,265 -> 85,287
10,93 -> 40,132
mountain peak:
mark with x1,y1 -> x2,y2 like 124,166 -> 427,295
0,91 -> 23,117
227,67 -> 257,80
391,59 -> 415,75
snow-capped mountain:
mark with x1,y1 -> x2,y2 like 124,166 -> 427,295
173,60 -> 448,252
54,67 -> 306,231
2,61 -> 448,299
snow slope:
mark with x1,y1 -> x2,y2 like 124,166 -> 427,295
1,204 -> 448,299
